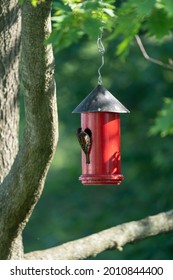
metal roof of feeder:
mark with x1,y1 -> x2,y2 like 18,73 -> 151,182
72,84 -> 130,113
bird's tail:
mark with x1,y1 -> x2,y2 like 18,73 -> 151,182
86,153 -> 90,164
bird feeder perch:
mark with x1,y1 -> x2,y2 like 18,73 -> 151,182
73,84 -> 129,185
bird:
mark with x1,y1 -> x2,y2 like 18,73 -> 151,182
77,128 -> 92,164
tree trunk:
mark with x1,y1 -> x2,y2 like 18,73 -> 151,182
0,0 -> 58,259
0,0 -> 21,182
0,0 -> 22,259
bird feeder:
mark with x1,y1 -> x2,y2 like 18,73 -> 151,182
72,84 -> 129,185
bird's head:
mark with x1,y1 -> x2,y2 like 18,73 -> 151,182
77,127 -> 82,134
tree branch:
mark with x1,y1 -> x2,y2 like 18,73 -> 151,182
135,35 -> 173,71
24,209 -> 173,260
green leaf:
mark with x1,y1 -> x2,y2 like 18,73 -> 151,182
103,8 -> 115,17
162,0 -> 173,17
53,2 -> 72,12
83,17 -> 100,39
146,8 -> 173,38
80,1 -> 99,11
116,37 -> 131,56
149,98 -> 173,137
132,0 -> 155,17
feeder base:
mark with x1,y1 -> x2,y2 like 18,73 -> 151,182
79,174 -> 124,185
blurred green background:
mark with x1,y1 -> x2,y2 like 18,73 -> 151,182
22,35 -> 173,259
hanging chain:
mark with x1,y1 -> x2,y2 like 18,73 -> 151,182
97,0 -> 105,85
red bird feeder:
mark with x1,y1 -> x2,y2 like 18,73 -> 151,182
73,84 -> 129,185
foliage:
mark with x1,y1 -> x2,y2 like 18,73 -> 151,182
48,0 -> 115,50
48,1 -> 173,55
149,98 -> 173,137
22,0 -> 173,53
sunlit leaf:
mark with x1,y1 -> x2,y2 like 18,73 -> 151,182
162,0 -> 173,17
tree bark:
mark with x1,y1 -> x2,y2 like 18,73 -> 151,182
0,0 -> 21,182
24,209 -> 173,260
0,0 -> 22,259
0,0 -> 58,259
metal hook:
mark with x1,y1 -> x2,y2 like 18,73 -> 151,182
97,28 -> 105,85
